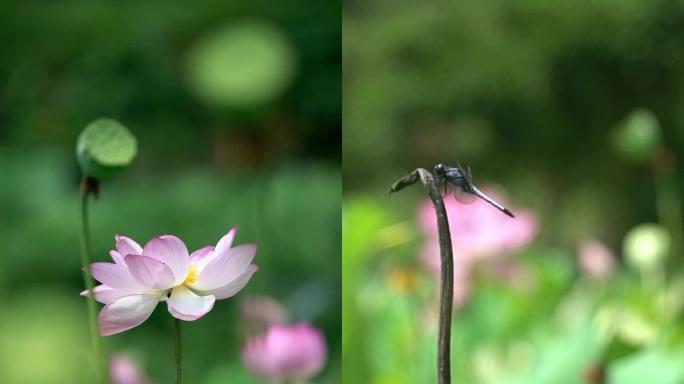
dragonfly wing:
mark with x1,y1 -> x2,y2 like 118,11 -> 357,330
452,185 -> 476,204
443,168 -> 473,203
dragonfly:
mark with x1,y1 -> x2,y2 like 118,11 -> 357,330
432,163 -> 515,218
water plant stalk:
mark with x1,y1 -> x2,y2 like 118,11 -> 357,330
79,177 -> 109,384
175,317 -> 182,384
390,168 -> 453,384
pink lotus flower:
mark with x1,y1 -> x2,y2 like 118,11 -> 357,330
109,354 -> 150,384
419,189 -> 537,305
81,228 -> 258,335
242,323 -> 327,382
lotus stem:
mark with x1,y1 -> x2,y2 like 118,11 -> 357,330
79,177 -> 109,384
175,317 -> 182,384
390,168 -> 454,384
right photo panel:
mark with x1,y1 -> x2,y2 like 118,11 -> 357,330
344,1 -> 684,383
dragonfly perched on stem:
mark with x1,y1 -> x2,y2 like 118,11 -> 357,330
432,163 -> 515,218
388,163 -> 514,384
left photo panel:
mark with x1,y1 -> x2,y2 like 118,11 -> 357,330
0,2 -> 341,383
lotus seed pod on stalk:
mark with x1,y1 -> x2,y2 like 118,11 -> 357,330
76,118 -> 137,180
611,109 -> 662,164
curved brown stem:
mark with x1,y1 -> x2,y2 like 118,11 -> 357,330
390,169 -> 453,384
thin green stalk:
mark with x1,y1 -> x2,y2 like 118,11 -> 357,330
175,317 -> 182,384
79,179 -> 109,384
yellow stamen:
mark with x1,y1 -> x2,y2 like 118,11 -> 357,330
184,265 -> 198,285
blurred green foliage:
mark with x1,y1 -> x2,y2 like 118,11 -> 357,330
344,0 -> 684,383
0,0 -> 340,383
342,198 -> 684,383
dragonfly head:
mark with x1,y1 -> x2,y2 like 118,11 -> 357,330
433,163 -> 447,177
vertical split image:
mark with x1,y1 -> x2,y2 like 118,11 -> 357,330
4,1 -> 684,383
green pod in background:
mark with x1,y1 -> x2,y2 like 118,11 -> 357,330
76,118 -> 137,180
611,109 -> 662,164
623,223 -> 671,273
185,21 -> 297,110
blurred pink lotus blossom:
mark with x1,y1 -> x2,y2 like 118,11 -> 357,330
81,229 -> 258,335
578,239 -> 616,280
242,322 -> 327,382
419,189 -> 537,305
109,354 -> 150,384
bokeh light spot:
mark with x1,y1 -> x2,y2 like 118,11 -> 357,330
185,21 -> 297,109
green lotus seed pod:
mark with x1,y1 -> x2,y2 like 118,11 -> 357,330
611,109 -> 662,163
623,223 -> 670,272
76,118 -> 137,180
185,21 -> 297,109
